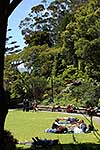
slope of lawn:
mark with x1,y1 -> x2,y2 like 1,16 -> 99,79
5,109 -> 100,146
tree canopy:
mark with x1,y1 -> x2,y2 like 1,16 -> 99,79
5,0 -> 100,108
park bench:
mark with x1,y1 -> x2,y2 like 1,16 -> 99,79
37,105 -> 52,111
73,107 -> 100,116
32,105 -> 100,117
37,105 -> 67,112
95,109 -> 100,117
36,105 -> 86,114
75,108 -> 86,114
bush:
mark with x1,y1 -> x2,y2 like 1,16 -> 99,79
4,130 -> 18,150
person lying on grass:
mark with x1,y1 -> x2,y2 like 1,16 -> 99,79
68,119 -> 87,133
52,118 -> 68,133
57,117 -> 79,124
45,118 -> 68,133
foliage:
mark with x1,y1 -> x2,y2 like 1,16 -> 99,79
62,0 -> 100,75
4,0 -> 100,108
19,0 -> 75,46
23,31 -> 52,47
4,130 -> 17,150
4,56 -> 26,106
69,80 -> 100,107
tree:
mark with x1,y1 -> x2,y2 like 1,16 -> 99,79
4,55 -> 26,106
24,31 -> 52,47
6,29 -> 21,54
19,0 -> 73,46
62,0 -> 100,77
0,0 -> 24,149
19,0 -> 89,47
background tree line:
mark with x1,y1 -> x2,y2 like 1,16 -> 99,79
4,0 -> 100,108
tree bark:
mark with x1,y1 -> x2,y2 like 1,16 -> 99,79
0,92 -> 9,150
0,11 -> 9,148
0,0 -> 24,149
0,2 -> 10,149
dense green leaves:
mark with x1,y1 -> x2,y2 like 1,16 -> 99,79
62,0 -> 100,73
4,0 -> 100,107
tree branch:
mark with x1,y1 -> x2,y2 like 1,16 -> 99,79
8,0 -> 23,17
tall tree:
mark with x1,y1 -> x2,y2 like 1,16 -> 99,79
19,0 -> 72,46
0,0 -> 24,149
62,0 -> 100,75
19,0 -> 88,47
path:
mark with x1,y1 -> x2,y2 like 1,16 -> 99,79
93,116 -> 100,124
65,112 -> 100,124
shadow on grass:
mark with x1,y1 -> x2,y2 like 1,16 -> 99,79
16,131 -> 100,150
17,143 -> 100,150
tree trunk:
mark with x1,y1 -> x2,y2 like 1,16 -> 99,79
0,0 -> 24,149
0,14 -> 8,149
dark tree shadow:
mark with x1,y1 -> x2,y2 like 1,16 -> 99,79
16,143 -> 100,150
16,131 -> 100,150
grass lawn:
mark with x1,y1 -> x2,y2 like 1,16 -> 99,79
5,110 -> 100,149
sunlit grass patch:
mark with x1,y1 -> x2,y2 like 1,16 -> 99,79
5,110 -> 100,145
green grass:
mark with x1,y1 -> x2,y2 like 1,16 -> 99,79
5,110 -> 100,149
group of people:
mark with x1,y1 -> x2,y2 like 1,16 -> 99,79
23,98 -> 29,112
45,116 -> 94,134
23,100 -> 38,112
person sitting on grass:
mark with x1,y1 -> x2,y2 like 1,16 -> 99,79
78,119 -> 87,132
85,124 -> 94,133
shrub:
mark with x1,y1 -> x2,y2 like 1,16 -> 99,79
4,130 -> 18,150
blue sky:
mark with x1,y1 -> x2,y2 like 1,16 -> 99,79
8,0 -> 51,49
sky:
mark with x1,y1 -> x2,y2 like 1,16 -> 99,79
8,0 -> 50,49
